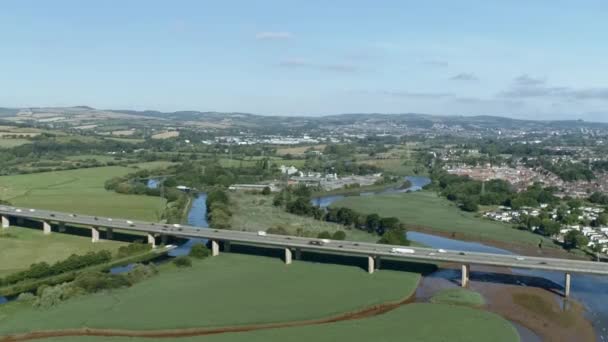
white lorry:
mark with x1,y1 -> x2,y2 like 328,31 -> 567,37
390,247 -> 416,254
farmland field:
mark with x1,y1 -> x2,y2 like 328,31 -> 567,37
46,304 -> 518,342
0,226 -> 124,277
0,138 -> 31,148
230,192 -> 378,242
333,191 -> 555,247
0,166 -> 165,221
0,254 -> 421,334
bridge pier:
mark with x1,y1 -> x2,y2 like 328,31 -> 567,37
106,228 -> 113,239
461,264 -> 470,287
285,248 -> 292,265
91,227 -> 100,243
1,215 -> 8,229
565,272 -> 571,298
58,222 -> 66,232
224,241 -> 231,253
147,233 -> 156,248
211,240 -> 219,256
368,256 -> 375,274
42,221 -> 51,235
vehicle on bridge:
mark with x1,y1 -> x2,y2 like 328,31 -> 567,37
391,248 -> 415,254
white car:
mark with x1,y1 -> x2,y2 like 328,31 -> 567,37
15,209 -> 22,213
126,220 -> 134,225
516,256 -> 525,261
107,218 -> 113,222
29,209 -> 35,212
173,224 -> 181,228
429,252 -> 436,256
257,231 -> 267,236
320,239 -> 331,244
437,249 -> 447,253
391,248 -> 416,254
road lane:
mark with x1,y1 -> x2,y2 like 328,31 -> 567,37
2,205 -> 608,275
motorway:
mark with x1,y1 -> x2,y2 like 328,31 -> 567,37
2,205 -> 608,276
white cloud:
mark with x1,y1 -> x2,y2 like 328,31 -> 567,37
449,73 -> 478,81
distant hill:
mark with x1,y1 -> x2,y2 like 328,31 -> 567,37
2,106 -> 608,131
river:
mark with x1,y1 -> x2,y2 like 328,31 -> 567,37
311,176 -> 432,208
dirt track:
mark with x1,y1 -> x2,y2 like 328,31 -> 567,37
0,296 -> 413,342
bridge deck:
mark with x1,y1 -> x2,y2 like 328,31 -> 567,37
2,205 -> 608,275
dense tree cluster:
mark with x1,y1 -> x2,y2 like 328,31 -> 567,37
20,264 -> 157,308
206,188 -> 232,229
116,242 -> 153,258
0,251 -> 112,286
589,192 -> 608,205
273,185 -> 409,245
432,170 -> 559,213
189,243 -> 211,259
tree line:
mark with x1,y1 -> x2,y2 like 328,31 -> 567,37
272,185 -> 409,245
0,251 -> 112,287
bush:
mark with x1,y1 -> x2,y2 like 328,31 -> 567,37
173,256 -> 192,267
72,272 -> 130,293
378,228 -> 410,246
189,244 -> 211,259
125,264 -> 158,284
332,231 -> 346,240
16,292 -> 36,302
267,225 -> 289,235
317,231 -> 332,239
117,242 -> 152,258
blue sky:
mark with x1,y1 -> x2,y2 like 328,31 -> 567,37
1,0 -> 607,121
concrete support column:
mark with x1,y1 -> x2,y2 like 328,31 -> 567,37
42,221 -> 51,235
285,248 -> 293,265
461,264 -> 470,287
1,215 -> 9,229
147,233 -> 156,248
91,227 -> 100,243
58,222 -> 66,232
294,248 -> 302,260
565,273 -> 571,298
224,241 -> 231,253
211,240 -> 219,256
160,234 -> 168,245
106,228 -> 113,239
367,256 -> 375,274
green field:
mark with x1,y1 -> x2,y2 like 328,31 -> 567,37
333,191 -> 554,246
230,192 -> 378,242
45,303 -> 518,342
0,227 -> 125,277
0,254 -> 421,334
0,138 -> 31,148
0,166 -> 165,221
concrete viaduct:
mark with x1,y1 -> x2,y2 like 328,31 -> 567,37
3,205 -> 608,297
